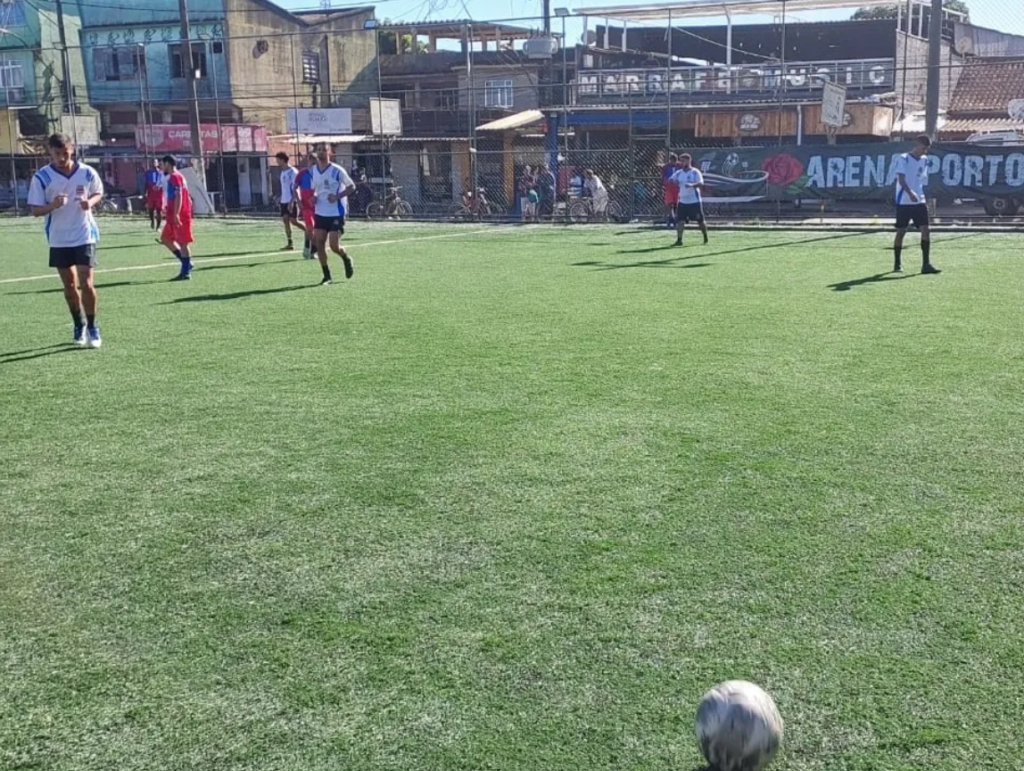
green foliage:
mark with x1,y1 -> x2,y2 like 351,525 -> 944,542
852,0 -> 968,20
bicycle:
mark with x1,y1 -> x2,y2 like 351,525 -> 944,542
568,196 -> 624,224
450,188 -> 505,220
366,186 -> 413,219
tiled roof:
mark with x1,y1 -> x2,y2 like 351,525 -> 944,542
942,117 -> 1024,133
948,58 -> 1024,114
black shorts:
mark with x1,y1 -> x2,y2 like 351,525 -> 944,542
676,201 -> 705,224
895,203 -> 929,230
280,201 -> 297,218
49,244 -> 97,269
313,214 -> 345,234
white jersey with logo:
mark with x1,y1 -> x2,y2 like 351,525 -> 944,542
309,162 -> 354,218
671,167 -> 704,205
279,166 -> 298,204
27,162 -> 104,248
894,153 -> 928,206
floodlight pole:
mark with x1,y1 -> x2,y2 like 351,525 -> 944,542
924,0 -> 943,138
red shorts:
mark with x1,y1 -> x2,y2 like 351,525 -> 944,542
161,217 -> 194,245
663,185 -> 679,205
301,206 -> 315,231
146,191 -> 165,211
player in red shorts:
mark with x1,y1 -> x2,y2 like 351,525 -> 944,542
295,154 -> 317,259
159,155 -> 195,281
144,158 -> 165,231
662,152 -> 680,228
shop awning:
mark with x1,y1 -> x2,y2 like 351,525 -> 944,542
476,110 -> 545,132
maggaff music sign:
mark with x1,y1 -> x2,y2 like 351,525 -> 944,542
575,59 -> 894,100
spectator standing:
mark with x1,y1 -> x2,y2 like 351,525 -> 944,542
537,163 -> 556,220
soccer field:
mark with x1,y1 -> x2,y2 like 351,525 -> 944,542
2,217 -> 1022,771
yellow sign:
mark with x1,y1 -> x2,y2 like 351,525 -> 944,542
0,110 -> 16,155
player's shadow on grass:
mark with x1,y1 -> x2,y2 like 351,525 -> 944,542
5,280 -> 164,296
616,231 -> 867,257
0,344 -> 81,364
163,285 -> 311,303
828,272 -> 916,292
574,257 -> 711,271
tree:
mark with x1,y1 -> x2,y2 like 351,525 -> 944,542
852,0 -> 968,21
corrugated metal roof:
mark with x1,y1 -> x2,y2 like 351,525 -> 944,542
267,134 -> 370,144
578,0 -> 904,21
477,109 -> 545,131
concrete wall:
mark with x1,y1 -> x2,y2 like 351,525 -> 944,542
389,147 -> 420,206
895,32 -> 964,114
223,0 -> 375,134
457,66 -> 540,111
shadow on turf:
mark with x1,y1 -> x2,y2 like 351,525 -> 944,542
5,280 -> 164,295
163,284 -> 311,303
0,344 -> 81,364
615,231 -> 868,257
827,271 -> 917,292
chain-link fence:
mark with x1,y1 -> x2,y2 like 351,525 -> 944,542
2,0 -> 1022,226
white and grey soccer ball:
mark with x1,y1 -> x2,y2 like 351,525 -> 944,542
695,680 -> 783,771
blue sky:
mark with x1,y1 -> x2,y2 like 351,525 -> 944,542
285,0 -> 1023,39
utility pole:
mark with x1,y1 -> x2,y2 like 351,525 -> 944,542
178,0 -> 206,181
924,0 -> 943,138
53,0 -> 78,147
543,0 -> 551,34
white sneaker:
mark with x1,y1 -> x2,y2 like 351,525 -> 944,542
86,327 -> 102,349
73,325 -> 86,346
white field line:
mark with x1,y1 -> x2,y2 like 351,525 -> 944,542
0,227 -> 503,286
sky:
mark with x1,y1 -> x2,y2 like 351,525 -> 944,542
280,0 -> 1024,38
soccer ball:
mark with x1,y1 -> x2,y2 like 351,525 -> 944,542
695,680 -> 783,771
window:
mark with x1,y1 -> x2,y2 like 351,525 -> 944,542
92,47 -> 143,82
1,59 -> 26,103
169,43 -> 207,79
483,79 -> 514,108
438,89 -> 458,110
0,0 -> 27,28
301,51 -> 320,85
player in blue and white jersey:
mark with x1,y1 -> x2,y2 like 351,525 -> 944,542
27,133 -> 105,348
309,144 -> 356,286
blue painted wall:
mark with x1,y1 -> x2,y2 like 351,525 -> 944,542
77,0 -> 225,30
79,19 -> 230,105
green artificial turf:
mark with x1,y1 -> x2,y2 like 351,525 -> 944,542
1,217 -> 1022,771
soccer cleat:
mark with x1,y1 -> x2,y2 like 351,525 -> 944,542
302,244 -> 312,259
73,324 -> 86,346
893,264 -> 903,273
171,272 -> 191,281
921,264 -> 941,275
319,276 -> 332,286
283,243 -> 294,251
342,255 -> 354,279
674,239 -> 683,247
86,327 -> 102,349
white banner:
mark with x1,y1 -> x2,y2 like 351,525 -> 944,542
369,98 -> 403,136
286,108 -> 353,135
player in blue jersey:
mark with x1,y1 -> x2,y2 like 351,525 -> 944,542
144,158 -> 165,231
28,133 -> 105,348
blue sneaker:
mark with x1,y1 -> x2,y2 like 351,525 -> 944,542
73,324 -> 86,346
86,327 -> 102,349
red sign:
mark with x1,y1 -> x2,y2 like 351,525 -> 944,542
135,124 -> 268,154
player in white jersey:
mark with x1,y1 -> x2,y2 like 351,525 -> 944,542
275,151 -> 304,251
27,133 -> 105,348
670,153 -> 709,246
309,144 -> 356,286
893,134 -> 940,275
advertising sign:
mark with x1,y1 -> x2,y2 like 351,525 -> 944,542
576,59 -> 895,100
285,108 -> 353,135
135,124 -> 268,154
686,142 -> 1024,202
